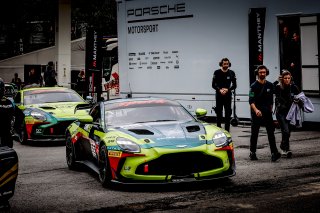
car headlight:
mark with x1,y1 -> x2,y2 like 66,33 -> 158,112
116,137 -> 141,153
30,111 -> 47,121
212,131 -> 229,147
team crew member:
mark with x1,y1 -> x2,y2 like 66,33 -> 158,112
0,79 -> 15,148
212,58 -> 237,132
249,65 -> 281,162
275,70 -> 300,158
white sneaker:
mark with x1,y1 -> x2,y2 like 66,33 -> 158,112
281,150 -> 288,156
281,150 -> 292,158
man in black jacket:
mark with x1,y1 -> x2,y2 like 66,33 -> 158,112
212,58 -> 237,132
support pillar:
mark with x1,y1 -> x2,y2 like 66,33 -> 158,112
56,0 -> 71,87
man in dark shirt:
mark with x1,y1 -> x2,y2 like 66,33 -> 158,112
0,79 -> 15,148
44,61 -> 57,87
249,65 -> 281,162
76,70 -> 86,97
11,73 -> 22,90
212,58 -> 237,132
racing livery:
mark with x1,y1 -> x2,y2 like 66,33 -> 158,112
14,87 -> 92,144
66,97 -> 235,186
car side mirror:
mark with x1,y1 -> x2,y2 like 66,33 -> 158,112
86,96 -> 93,104
78,116 -> 93,123
195,108 -> 207,118
92,121 -> 104,132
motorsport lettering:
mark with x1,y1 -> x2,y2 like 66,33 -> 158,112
128,24 -> 158,34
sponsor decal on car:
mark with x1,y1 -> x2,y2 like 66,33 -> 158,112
108,151 -> 122,158
107,146 -> 120,151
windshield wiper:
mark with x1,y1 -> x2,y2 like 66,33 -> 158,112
134,119 -> 177,124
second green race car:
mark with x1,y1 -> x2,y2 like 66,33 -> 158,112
14,87 -> 92,144
66,97 -> 235,186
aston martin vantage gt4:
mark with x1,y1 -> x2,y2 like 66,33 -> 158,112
14,87 -> 92,144
66,97 -> 235,186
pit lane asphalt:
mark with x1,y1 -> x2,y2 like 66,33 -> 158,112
8,124 -> 320,212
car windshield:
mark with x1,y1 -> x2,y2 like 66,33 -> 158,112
24,90 -> 84,105
105,105 -> 195,126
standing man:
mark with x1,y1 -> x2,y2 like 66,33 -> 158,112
281,26 -> 292,71
76,70 -> 86,97
249,65 -> 281,162
288,32 -> 302,88
11,73 -> 22,90
44,61 -> 57,87
212,58 -> 237,132
0,79 -> 15,148
27,68 -> 40,85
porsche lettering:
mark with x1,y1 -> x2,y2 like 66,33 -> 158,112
127,3 -> 185,18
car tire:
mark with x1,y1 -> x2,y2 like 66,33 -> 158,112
99,145 -> 112,188
20,123 -> 28,145
66,133 -> 77,170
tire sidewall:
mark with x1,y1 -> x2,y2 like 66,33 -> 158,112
66,134 -> 76,169
99,145 -> 112,187
20,122 -> 28,145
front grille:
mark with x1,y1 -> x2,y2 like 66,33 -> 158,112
136,152 -> 223,176
42,120 -> 74,136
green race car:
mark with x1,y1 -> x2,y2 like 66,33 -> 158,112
66,97 -> 235,186
13,87 -> 92,144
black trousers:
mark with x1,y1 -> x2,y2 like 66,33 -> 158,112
215,94 -> 232,131
250,111 -> 278,154
276,111 -> 291,151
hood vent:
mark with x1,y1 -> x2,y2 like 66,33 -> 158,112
128,129 -> 154,135
186,125 -> 200,132
39,106 -> 56,110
